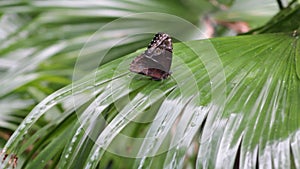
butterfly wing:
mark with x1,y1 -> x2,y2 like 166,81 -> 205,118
129,33 -> 173,80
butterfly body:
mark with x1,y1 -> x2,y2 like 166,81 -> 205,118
129,33 -> 173,80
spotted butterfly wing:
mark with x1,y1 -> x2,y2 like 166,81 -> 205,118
129,32 -> 172,80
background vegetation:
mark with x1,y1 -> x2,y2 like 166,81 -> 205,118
0,0 -> 300,169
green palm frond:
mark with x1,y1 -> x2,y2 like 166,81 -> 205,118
2,32 -> 300,168
1,1 -> 300,169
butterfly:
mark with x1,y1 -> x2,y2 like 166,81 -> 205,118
129,32 -> 173,80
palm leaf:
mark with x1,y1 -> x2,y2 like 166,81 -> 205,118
1,31 -> 299,168
1,1 -> 300,169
